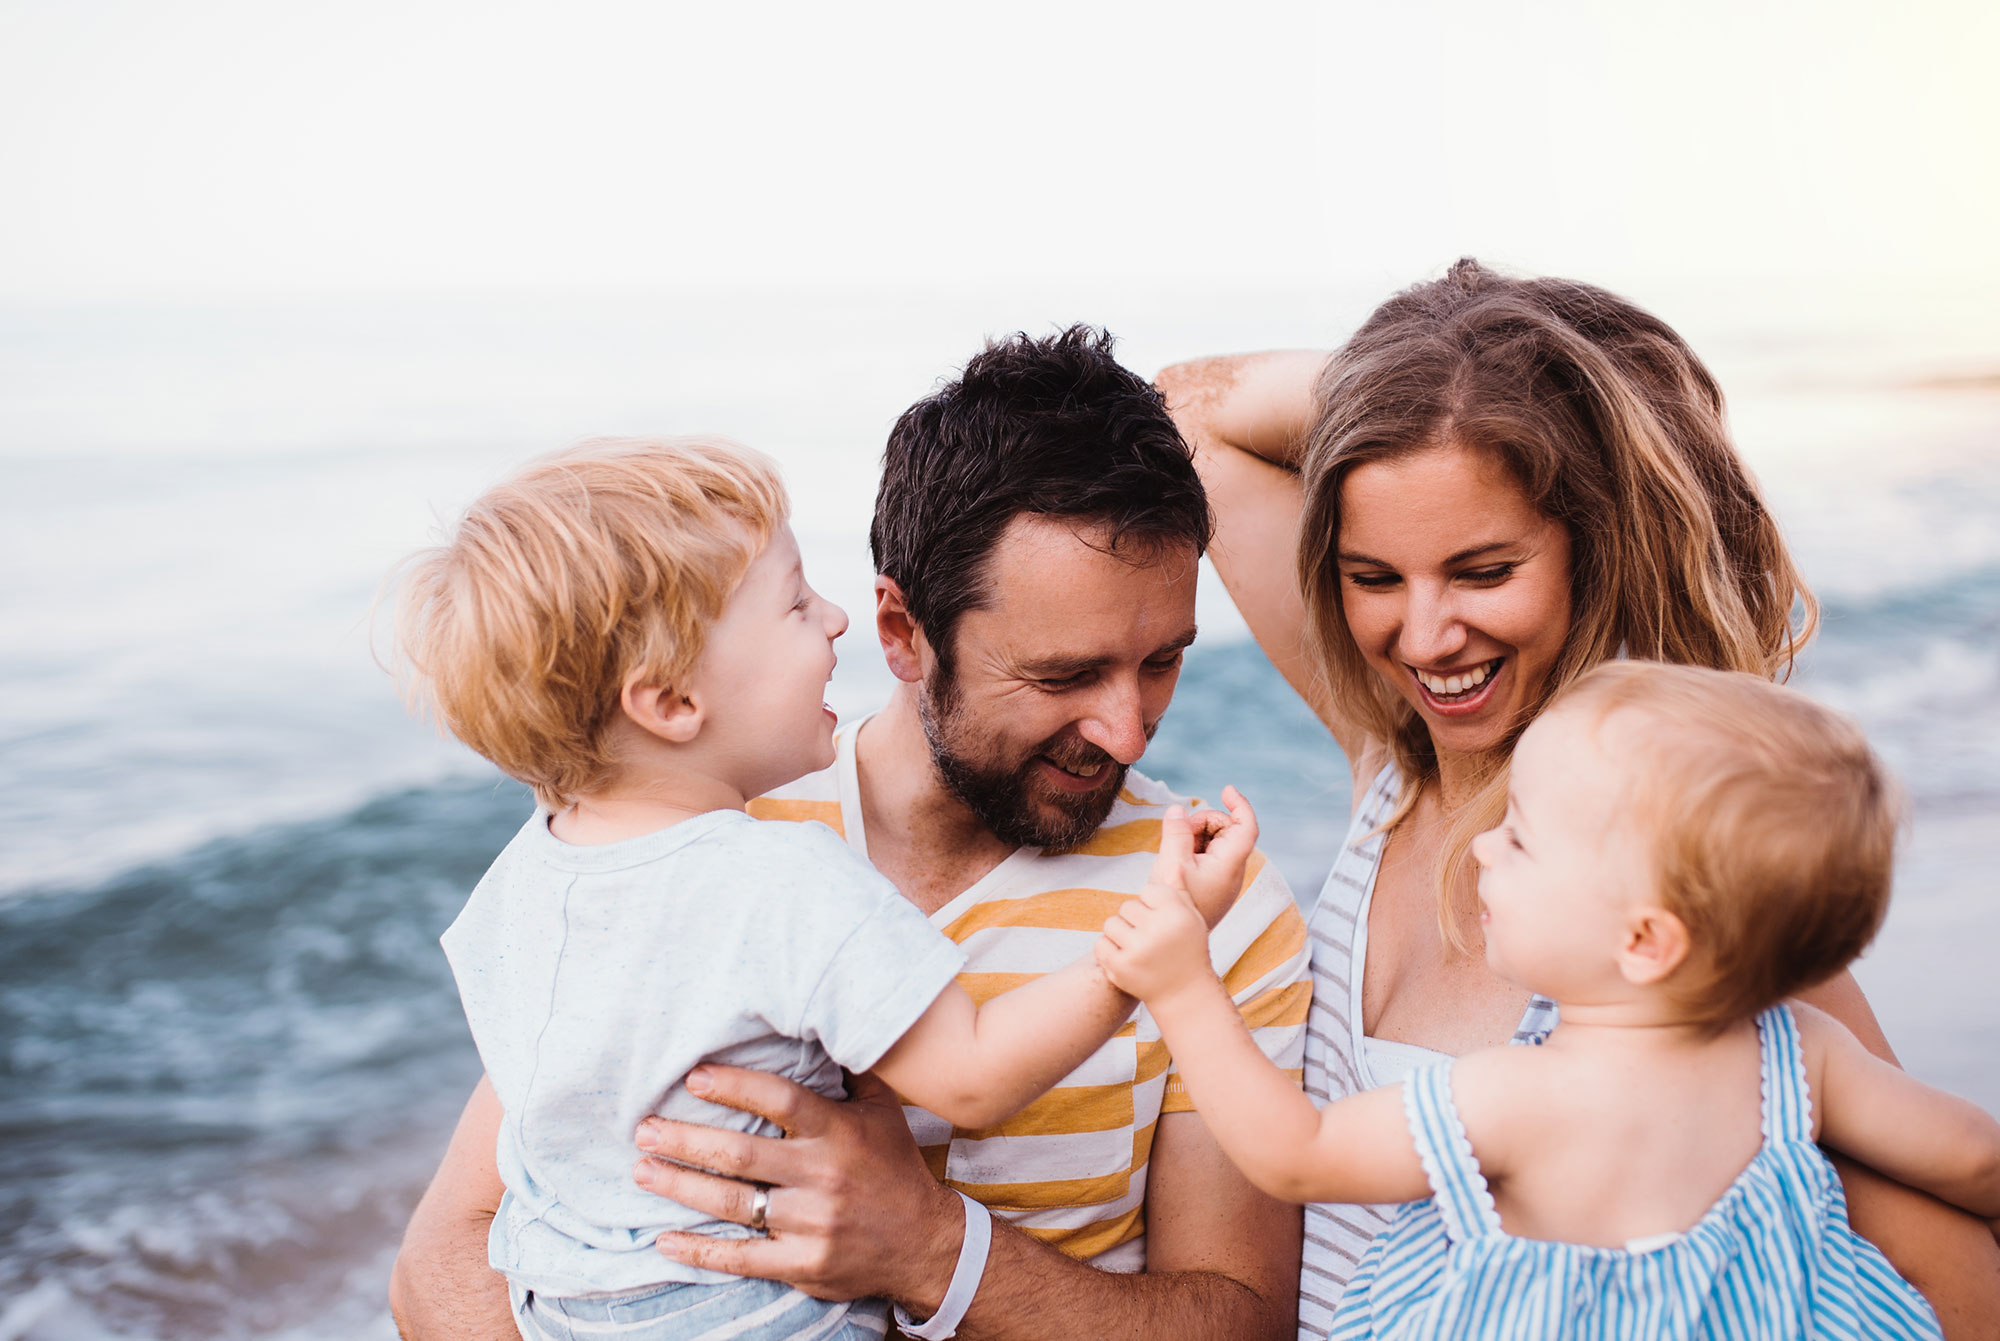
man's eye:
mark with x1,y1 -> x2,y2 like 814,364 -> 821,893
1144,654 -> 1183,674
1038,675 -> 1085,690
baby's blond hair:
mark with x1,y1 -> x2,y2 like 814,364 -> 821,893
1553,661 -> 1903,1030
393,437 -> 787,808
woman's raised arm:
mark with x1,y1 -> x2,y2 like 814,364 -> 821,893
1157,352 -> 1369,764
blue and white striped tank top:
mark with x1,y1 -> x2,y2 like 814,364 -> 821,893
1328,1005 -> 1942,1340
1300,766 -> 1557,1338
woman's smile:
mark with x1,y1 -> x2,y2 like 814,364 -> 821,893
1408,656 -> 1505,712
1337,444 -> 1573,757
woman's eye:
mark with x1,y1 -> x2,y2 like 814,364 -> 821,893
1505,825 -> 1524,851
1344,572 -> 1398,590
1461,563 -> 1516,585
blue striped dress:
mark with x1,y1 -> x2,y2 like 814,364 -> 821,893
1328,1005 -> 1942,1339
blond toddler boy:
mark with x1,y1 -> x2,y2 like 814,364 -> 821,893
393,438 -> 1251,1340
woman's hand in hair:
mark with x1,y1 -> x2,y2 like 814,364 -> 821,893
1156,351 -> 1358,756
1155,352 -> 1324,472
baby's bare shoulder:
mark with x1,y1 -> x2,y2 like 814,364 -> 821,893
1445,1046 -> 1567,1174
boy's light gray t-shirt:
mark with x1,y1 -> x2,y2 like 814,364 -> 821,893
441,808 -> 967,1297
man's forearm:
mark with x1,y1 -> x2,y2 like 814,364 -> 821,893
939,1106 -> 1299,1341
947,1223 -> 1293,1341
389,1206 -> 513,1341
390,1077 -> 516,1341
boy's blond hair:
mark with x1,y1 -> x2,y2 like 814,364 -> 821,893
1554,661 -> 1902,1030
393,437 -> 787,808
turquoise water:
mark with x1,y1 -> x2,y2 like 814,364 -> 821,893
1,286 -> 1995,1338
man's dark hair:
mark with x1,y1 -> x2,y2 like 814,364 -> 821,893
870,324 -> 1211,673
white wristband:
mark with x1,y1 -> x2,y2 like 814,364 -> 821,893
892,1191 -> 991,1339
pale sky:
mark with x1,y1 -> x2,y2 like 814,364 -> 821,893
0,0 -> 1994,299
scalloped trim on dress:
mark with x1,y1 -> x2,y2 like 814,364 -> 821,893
1767,1003 -> 1812,1145
1403,1062 -> 1503,1241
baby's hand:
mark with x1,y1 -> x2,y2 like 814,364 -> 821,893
1166,786 -> 1258,930
1096,858 -> 1213,1003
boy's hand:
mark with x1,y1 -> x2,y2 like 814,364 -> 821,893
1095,802 -> 1242,1003
1096,863 -> 1215,1004
1165,786 -> 1258,929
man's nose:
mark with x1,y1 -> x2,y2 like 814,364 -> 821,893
1397,582 -> 1468,667
1077,676 -> 1150,766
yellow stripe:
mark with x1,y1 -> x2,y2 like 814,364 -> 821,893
955,1080 -> 1134,1140
1130,1117 -> 1158,1171
1240,979 -> 1313,1031
1162,1066 -> 1305,1113
1219,898 -> 1305,993
1135,1039 -> 1170,1085
1072,817 -> 1162,858
941,888 -> 1128,941
1071,817 -> 1271,867
745,798 -> 844,832
947,1166 -> 1130,1209
1018,1203 -> 1147,1260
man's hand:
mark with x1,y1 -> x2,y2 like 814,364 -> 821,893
636,1065 -> 964,1314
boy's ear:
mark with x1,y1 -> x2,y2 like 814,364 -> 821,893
874,576 -> 934,685
1616,905 -> 1692,987
621,673 -> 703,744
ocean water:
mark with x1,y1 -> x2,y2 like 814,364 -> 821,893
1,284 -> 1995,1339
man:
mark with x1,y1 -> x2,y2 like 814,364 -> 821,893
390,325 -> 1310,1339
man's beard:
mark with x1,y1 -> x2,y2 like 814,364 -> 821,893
918,669 -> 1137,851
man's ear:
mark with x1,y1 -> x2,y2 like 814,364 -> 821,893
621,672 -> 703,745
874,576 -> 933,685
1616,905 -> 1692,987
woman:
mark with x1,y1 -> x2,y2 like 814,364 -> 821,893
1158,259 -> 2000,1338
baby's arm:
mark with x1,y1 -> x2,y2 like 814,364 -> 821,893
1800,1002 -> 2000,1234
871,796 -> 1255,1131
1096,820 -> 1430,1207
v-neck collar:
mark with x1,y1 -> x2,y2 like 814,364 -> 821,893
835,712 -> 1040,929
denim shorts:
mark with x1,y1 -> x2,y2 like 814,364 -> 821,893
508,1276 -> 891,1341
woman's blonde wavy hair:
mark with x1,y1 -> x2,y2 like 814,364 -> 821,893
1295,260 -> 1817,952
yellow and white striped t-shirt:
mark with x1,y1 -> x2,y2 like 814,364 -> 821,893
749,719 -> 1312,1272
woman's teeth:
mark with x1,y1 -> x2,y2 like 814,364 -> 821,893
1415,660 -> 1499,698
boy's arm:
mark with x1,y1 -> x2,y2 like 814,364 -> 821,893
874,803 -> 1253,1129
871,963 -> 1137,1130
1800,1003 -> 2000,1227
